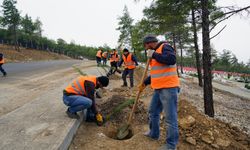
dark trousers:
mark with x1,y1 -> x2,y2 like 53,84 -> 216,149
122,68 -> 134,87
102,58 -> 107,65
0,64 -> 6,75
96,57 -> 101,66
107,62 -> 118,76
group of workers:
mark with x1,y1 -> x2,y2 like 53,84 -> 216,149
62,35 -> 180,150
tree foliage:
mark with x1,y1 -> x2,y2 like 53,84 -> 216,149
0,0 -> 110,59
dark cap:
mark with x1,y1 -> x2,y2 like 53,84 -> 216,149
97,76 -> 109,87
123,48 -> 129,52
143,35 -> 158,44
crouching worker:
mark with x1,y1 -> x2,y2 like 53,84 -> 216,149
63,75 -> 109,126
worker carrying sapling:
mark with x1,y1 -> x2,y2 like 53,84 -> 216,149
63,75 -> 109,126
139,35 -> 180,150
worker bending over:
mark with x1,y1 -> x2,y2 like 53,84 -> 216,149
107,49 -> 121,77
63,75 -> 109,126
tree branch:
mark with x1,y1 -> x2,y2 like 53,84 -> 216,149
210,5 -> 250,23
210,13 -> 234,32
210,25 -> 227,40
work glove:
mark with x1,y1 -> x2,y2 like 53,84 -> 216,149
95,113 -> 104,126
138,83 -> 146,92
147,49 -> 155,58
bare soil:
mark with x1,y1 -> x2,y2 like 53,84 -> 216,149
0,44 -> 70,62
70,67 -> 250,150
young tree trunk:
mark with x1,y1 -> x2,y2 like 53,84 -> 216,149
202,0 -> 214,117
192,9 -> 203,87
178,35 -> 184,74
13,25 -> 20,51
172,33 -> 180,76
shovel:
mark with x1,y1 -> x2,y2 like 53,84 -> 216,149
117,59 -> 150,140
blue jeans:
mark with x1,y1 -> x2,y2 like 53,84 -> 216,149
63,94 -> 92,113
148,88 -> 179,149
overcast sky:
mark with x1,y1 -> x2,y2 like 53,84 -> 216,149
1,0 -> 249,63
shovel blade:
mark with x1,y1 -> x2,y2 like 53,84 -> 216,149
117,124 -> 131,140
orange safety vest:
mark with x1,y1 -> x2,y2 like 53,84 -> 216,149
64,76 -> 97,95
122,53 -> 136,69
102,52 -> 108,59
150,44 -> 180,89
96,50 -> 102,58
110,52 -> 119,62
0,57 -> 4,64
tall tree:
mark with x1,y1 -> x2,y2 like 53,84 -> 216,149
202,0 -> 214,117
34,18 -> 43,37
1,0 -> 20,50
191,7 -> 203,87
116,6 -> 134,51
21,14 -> 35,48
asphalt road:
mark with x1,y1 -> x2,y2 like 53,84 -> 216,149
0,60 -> 82,84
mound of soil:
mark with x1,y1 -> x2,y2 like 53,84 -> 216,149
0,44 -> 70,62
70,67 -> 250,150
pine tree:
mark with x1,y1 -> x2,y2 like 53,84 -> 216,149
1,0 -> 20,50
116,6 -> 134,50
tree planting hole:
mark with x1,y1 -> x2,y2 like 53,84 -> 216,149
104,126 -> 134,140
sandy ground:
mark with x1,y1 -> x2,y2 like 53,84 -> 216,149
70,67 -> 250,150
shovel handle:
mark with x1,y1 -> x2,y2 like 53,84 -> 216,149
127,59 -> 151,124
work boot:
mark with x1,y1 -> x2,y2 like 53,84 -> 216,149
157,145 -> 176,150
66,109 -> 80,119
2,72 -> 7,77
117,69 -> 122,74
121,82 -> 127,87
143,131 -> 159,140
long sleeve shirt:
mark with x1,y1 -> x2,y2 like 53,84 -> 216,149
84,80 -> 97,114
118,53 -> 139,67
144,42 -> 176,86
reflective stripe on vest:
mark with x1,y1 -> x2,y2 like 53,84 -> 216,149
150,43 -> 180,89
122,53 -> 136,69
110,52 -> 119,62
96,50 -> 102,58
102,52 -> 108,58
151,71 -> 177,78
151,65 -> 176,71
65,76 -> 97,95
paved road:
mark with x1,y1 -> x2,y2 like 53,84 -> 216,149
0,60 -> 81,84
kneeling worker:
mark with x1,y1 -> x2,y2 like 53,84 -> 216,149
63,75 -> 109,126
118,48 -> 138,87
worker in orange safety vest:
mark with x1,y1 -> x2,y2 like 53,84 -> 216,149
139,35 -> 180,150
102,51 -> 108,66
63,75 -> 109,126
107,49 -> 121,77
118,48 -> 138,87
96,49 -> 103,66
0,53 -> 7,77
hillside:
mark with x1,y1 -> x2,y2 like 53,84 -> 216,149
0,44 -> 71,63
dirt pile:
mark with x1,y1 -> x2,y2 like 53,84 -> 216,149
70,67 -> 250,150
0,44 -> 70,62
177,99 -> 250,150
